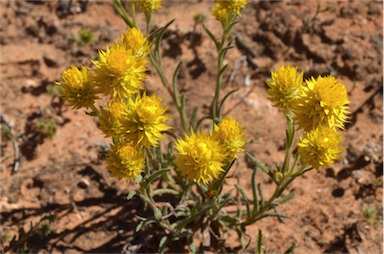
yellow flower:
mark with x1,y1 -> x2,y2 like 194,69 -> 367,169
98,100 -> 127,137
106,142 -> 145,180
294,76 -> 350,131
212,0 -> 248,23
213,116 -> 246,162
298,126 -> 344,170
121,93 -> 171,148
57,65 -> 98,109
121,27 -> 150,58
266,65 -> 304,111
175,131 -> 226,184
134,0 -> 162,14
92,42 -> 147,100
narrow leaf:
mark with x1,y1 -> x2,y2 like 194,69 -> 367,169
158,236 -> 169,253
257,229 -> 263,254
142,168 -> 171,189
275,191 -> 295,205
219,88 -> 239,117
245,152 -> 274,180
190,107 -> 199,130
127,190 -> 136,200
284,243 -> 297,254
112,0 -> 134,28
203,24 -> 219,49
251,166 -> 259,216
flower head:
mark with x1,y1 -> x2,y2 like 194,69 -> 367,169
121,27 -> 150,58
57,66 -> 98,109
93,42 -> 147,100
134,0 -> 162,14
298,126 -> 344,170
212,0 -> 248,23
121,93 -> 171,148
98,100 -> 127,137
175,131 -> 226,184
213,116 -> 246,162
106,142 -> 145,180
266,65 -> 304,111
294,76 -> 350,131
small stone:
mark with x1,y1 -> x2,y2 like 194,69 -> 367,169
77,178 -> 90,189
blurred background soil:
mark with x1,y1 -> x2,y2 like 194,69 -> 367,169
0,0 -> 382,253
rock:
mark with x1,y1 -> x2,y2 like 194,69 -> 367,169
301,33 -> 334,62
77,178 -> 90,189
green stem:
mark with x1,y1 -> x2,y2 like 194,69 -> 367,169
211,18 -> 235,122
282,110 -> 295,173
243,181 -> 283,226
145,12 -> 152,35
129,1 -> 137,27
212,47 -> 224,121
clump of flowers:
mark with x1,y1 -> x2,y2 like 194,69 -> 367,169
56,65 -> 98,109
294,75 -> 350,131
266,65 -> 349,170
212,0 -> 248,25
98,101 -> 127,138
213,116 -> 246,162
134,0 -> 162,15
298,127 -> 343,170
266,65 -> 304,111
121,93 -> 171,148
57,26 -> 171,180
106,141 -> 145,179
92,41 -> 148,100
175,131 -> 227,184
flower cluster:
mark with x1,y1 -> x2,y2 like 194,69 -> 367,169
175,116 -> 246,184
57,27 -> 171,180
134,0 -> 162,15
212,0 -> 248,25
266,65 -> 350,170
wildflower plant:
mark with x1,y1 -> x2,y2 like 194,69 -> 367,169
56,0 -> 350,252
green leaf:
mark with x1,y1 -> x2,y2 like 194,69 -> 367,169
148,19 -> 175,42
202,24 -> 219,49
251,166 -> 259,216
220,215 -> 241,224
158,235 -> 169,253
245,152 -> 274,180
275,191 -> 295,205
189,241 -> 197,254
154,207 -> 162,220
127,190 -> 136,200
224,20 -> 238,34
257,229 -> 263,254
258,212 -> 289,220
235,184 -> 250,219
257,183 -> 265,205
142,168 -> 170,189
284,243 -> 297,254
190,107 -> 199,130
152,188 -> 180,197
112,0 -> 135,28
219,88 -> 239,117
172,61 -> 183,97
135,219 -> 155,232
220,45 -> 235,59
218,64 -> 228,77
154,19 -> 176,55
175,204 -> 213,230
